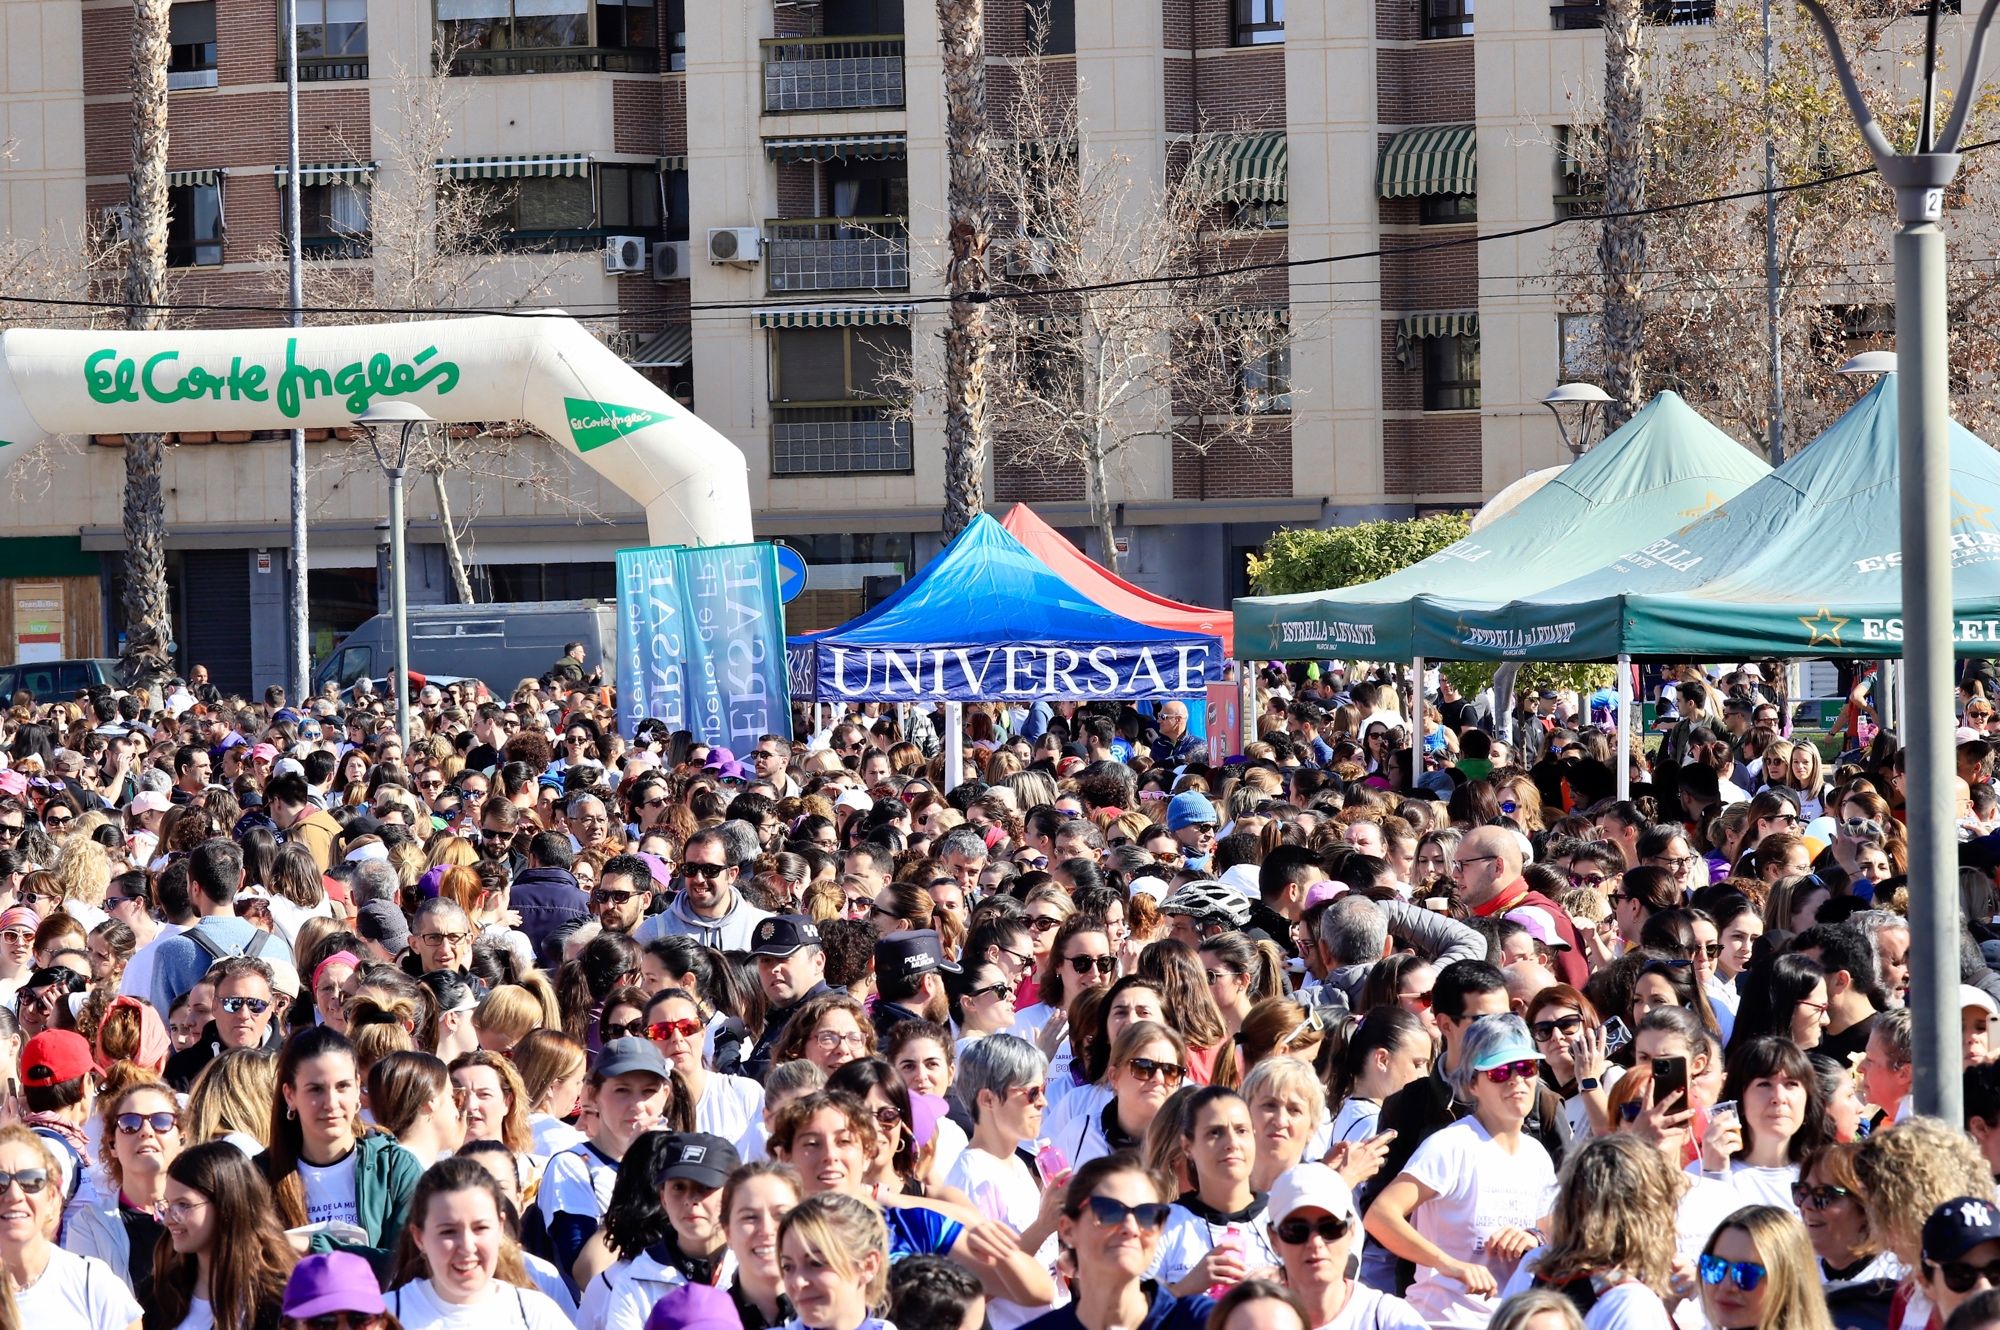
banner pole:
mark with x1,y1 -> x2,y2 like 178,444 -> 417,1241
1616,653 -> 1633,801
1409,656 -> 1425,793
943,701 -> 965,792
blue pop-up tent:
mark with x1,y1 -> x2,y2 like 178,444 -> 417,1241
787,514 -> 1227,703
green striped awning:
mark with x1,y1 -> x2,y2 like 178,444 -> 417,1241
165,168 -> 222,189
436,153 -> 590,180
1379,124 -> 1477,198
1210,305 -> 1290,328
274,162 -> 376,188
1396,311 -> 1480,368
657,155 -> 688,173
1193,131 -> 1288,204
627,325 -> 693,368
755,304 -> 916,329
763,134 -> 907,164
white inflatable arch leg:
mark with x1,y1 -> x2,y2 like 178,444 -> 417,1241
0,315 -> 751,547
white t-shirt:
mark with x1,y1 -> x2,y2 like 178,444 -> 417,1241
1150,1199 -> 1281,1290
538,1141 -> 620,1223
1312,1283 -> 1430,1330
1330,1097 -> 1381,1145
1710,1160 -> 1800,1217
117,923 -> 187,1007
299,1147 -> 361,1227
175,1297 -> 215,1330
929,1116 -> 969,1183
1399,1117 -> 1559,1330
943,1146 -> 1056,1330
1670,1175 -> 1744,1330
15,1247 -> 143,1330
693,1074 -> 766,1153
1585,1281 -> 1674,1330
529,1113 -> 586,1163
388,1277 -> 575,1330
1009,1002 -> 1058,1048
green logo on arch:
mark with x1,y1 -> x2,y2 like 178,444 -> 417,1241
564,397 -> 669,453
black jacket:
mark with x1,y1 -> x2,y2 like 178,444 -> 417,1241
744,981 -> 834,1080
508,866 -> 591,964
163,1020 -> 281,1091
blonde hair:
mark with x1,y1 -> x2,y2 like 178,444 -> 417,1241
52,837 -> 113,907
511,1029 -> 587,1111
779,1192 -> 890,1311
1855,1116 -> 2000,1266
184,1049 -> 278,1147
426,836 -> 479,871
1238,1053 -> 1326,1128
474,985 -> 549,1050
1701,1206 -> 1832,1330
1534,1134 -> 1681,1291
1489,1290 -> 1586,1330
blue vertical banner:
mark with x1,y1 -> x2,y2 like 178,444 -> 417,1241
617,542 -> 792,743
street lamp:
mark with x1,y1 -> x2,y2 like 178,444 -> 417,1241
1836,350 -> 1898,377
1794,0 -> 2000,1124
354,400 -> 437,750
1542,382 -> 1613,458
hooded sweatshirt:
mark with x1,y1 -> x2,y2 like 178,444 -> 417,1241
633,888 -> 773,953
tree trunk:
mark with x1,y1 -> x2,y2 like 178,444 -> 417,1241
433,471 -> 476,604
1087,435 -> 1118,573
121,0 -> 174,692
938,0 -> 993,537
1598,0 -> 1647,429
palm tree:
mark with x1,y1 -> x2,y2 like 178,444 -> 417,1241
1598,0 -> 1647,429
122,0 -> 175,689
938,0 -> 993,537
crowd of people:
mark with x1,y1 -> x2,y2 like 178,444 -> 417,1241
0,653 -> 1996,1330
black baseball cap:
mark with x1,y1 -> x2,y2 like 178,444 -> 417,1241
875,929 -> 961,980
1925,1196 -> 2000,1263
750,914 -> 821,958
654,1132 -> 739,1190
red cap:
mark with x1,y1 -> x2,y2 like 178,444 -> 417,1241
20,1030 -> 93,1088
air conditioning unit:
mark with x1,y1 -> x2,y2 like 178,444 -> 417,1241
707,226 -> 764,265
603,235 -> 648,275
1002,236 -> 1055,278
101,205 -> 135,241
651,239 -> 691,282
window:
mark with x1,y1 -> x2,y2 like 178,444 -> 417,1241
1555,125 -> 1604,218
598,0 -> 656,50
295,179 -> 371,251
1234,0 -> 1285,44
1422,334 -> 1481,411
168,2 -> 218,87
297,0 -> 367,58
771,327 -> 903,403
823,0 -> 905,36
826,159 -> 910,220
435,0 -> 660,71
599,164 -> 663,236
1234,200 -> 1288,228
664,0 -> 686,70
1234,340 -> 1291,414
1422,0 -> 1473,37
1418,194 -> 1477,224
1559,312 -> 1605,381
661,168 -> 690,242
166,182 -> 223,267
770,326 -> 914,475
462,175 -> 595,243
1025,0 -> 1076,53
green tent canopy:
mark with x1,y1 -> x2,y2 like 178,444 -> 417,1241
1231,391 -> 1768,659
1416,373 -> 2000,660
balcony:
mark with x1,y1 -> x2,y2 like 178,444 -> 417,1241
445,45 -> 658,76
771,404 -> 913,475
765,217 -> 908,294
279,54 -> 370,81
762,36 -> 905,112
1552,0 -> 1716,26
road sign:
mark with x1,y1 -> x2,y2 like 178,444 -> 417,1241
774,543 -> 809,603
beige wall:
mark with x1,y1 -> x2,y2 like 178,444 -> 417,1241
0,0 -> 86,252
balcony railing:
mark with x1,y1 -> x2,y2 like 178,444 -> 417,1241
765,217 -> 909,294
295,236 -> 373,259
1552,0 -> 1716,26
761,36 -> 905,112
279,54 -> 370,81
445,45 -> 659,76
771,403 -> 913,475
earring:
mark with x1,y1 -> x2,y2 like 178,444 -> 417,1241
287,1104 -> 297,1120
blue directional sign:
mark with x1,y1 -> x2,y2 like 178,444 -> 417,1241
774,543 -> 809,604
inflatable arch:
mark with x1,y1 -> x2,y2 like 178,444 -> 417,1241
0,315 -> 753,547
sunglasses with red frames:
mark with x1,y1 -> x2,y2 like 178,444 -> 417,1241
647,1018 -> 704,1041
1482,1059 -> 1540,1084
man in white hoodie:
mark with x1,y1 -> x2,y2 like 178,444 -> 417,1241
635,827 -> 773,953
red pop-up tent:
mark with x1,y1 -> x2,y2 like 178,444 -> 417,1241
998,503 -> 1234,656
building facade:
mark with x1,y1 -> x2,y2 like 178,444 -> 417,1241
1,0 -> 1773,691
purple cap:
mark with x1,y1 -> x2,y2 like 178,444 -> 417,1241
282,1253 -> 386,1319
637,852 -> 674,889
645,1282 -> 741,1330
704,747 -> 748,781
418,864 -> 448,899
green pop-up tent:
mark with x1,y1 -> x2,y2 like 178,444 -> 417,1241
1415,373 -> 2000,660
1231,391 -> 1770,659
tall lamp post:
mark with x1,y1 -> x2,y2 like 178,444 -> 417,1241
1542,382 -> 1613,457
354,401 -> 437,750
1795,0 -> 2000,1124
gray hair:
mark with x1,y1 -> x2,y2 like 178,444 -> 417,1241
411,896 -> 471,930
956,1034 -> 1047,1124
1239,1050 -> 1326,1122
765,1057 -> 826,1102
1318,895 -> 1389,966
715,819 -> 762,867
565,792 -> 607,819
1873,1005 -> 1913,1064
1851,908 -> 1910,949
936,826 -> 990,864
1054,818 -> 1105,852
1447,1013 -> 1535,1099
136,767 -> 173,795
349,858 -> 400,907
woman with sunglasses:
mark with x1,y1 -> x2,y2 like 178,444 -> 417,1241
1699,1206 -> 1831,1330
1009,900 -> 1085,1047
152,1141 -> 298,1330
946,1035 -> 1061,1330
1265,1161 -> 1428,1330
948,961 -> 1020,1058
1029,1151 -> 1212,1330
1044,977 -> 1168,1148
1521,987 -> 1617,1139
1365,1015 -> 1559,1329
1059,1020 -> 1189,1171
0,1122 -> 142,1330
68,1076 -> 183,1297
1795,1144 -> 1897,1316
644,986 -> 765,1152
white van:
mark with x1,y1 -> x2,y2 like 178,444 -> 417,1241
312,600 -> 618,696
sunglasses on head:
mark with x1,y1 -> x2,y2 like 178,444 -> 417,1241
1482,1059 -> 1539,1084
1078,1195 -> 1171,1231
1699,1255 -> 1767,1291
300,1315 -> 385,1330
1275,1215 -> 1352,1245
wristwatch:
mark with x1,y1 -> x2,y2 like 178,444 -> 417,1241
1579,1076 -> 1602,1090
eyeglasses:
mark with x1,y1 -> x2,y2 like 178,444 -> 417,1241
1797,999 -> 1831,1019
1456,854 -> 1501,870
0,1169 -> 49,1196
813,1030 -> 872,1051
601,1019 -> 648,1040
1931,1258 -> 2000,1294
1124,1056 -> 1186,1086
1791,1182 -> 1854,1210
1482,1059 -> 1540,1084
417,931 -> 470,949
1840,817 -> 1886,841
1066,954 -> 1116,975
1649,856 -> 1699,873
1025,915 -> 1064,934
159,1196 -> 210,1225
1204,968 -> 1243,985
869,904 -> 903,921
647,1018 -> 703,1042
1005,1084 -> 1048,1104
479,829 -> 514,844
218,997 -> 270,1016
1079,1195 -> 1171,1231
116,1111 -> 180,1135
964,982 -> 1012,1001
592,888 -> 641,907
1699,1255 -> 1767,1290
682,862 -> 730,881
1275,1216 -> 1352,1245
1530,1015 -> 1585,1044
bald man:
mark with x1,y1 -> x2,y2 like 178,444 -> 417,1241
1454,826 -> 1589,987
1151,701 -> 1207,766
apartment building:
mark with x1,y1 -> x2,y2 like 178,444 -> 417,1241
1,0 -> 1774,691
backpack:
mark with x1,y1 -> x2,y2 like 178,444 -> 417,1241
186,921 -> 274,967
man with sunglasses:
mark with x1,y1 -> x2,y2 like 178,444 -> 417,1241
1919,1197 -> 2000,1328
636,826 -> 773,954
590,854 -> 655,935
1452,826 -> 1589,988
1270,1163 -> 1427,1330
163,955 -> 280,1090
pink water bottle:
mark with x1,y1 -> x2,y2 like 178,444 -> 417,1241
1208,1224 -> 1244,1298
1034,1138 -> 1070,1186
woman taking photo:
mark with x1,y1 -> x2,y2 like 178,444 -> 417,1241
1698,1206 -> 1833,1330
70,1075 -> 183,1297
0,1122 -> 142,1329
1155,1087 -> 1282,1296
1057,1020 -> 1189,1169
150,1141 -> 296,1330
1511,1135 -> 1677,1330
386,1157 -> 573,1330
1267,1162 -> 1427,1330
262,1025 -> 424,1276
1703,1036 -> 1831,1215
1029,1151 -> 1216,1330
1365,1015 -> 1560,1330
721,1161 -> 804,1329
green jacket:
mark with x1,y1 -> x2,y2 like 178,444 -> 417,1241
275,1131 -> 424,1281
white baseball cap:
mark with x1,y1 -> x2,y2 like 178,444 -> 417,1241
1269,1162 -> 1357,1225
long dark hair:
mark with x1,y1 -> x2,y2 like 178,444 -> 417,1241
556,931 -> 640,1042
148,1142 -> 295,1330
1721,1035 -> 1831,1165
1730,952 -> 1828,1053
1328,1004 -> 1427,1108
261,1025 -> 359,1228
828,1057 -> 918,1180
596,1130 -> 680,1260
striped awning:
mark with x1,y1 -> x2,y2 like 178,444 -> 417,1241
165,168 -> 222,189
763,134 -> 907,164
436,153 -> 590,180
626,325 -> 693,368
274,162 -> 376,188
1193,131 -> 1288,204
1379,124 -> 1477,198
657,155 -> 688,173
1396,311 -> 1480,368
755,304 -> 916,329
1210,304 -> 1290,328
